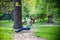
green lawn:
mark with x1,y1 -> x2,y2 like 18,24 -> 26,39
0,28 -> 14,40
0,20 -> 14,28
33,24 -> 60,40
0,20 -> 14,40
0,20 -> 60,40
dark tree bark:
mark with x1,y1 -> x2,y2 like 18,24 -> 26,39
13,0 -> 22,29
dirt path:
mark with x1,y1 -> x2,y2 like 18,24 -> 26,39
12,29 -> 45,40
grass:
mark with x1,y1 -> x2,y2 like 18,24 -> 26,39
0,20 -> 60,40
0,20 -> 14,27
0,28 -> 14,40
33,24 -> 60,40
0,20 -> 14,40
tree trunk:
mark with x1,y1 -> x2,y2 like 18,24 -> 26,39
13,0 -> 22,29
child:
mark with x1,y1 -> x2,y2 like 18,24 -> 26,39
15,17 -> 32,33
26,17 -> 32,28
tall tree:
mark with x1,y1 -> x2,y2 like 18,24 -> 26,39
13,0 -> 22,29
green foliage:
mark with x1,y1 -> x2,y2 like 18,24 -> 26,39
0,0 -> 60,21
0,0 -> 13,14
22,0 -> 60,22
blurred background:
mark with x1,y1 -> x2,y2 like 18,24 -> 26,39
0,0 -> 60,40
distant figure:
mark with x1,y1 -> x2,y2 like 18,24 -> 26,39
47,15 -> 53,23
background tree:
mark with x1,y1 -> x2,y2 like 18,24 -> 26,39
0,0 -> 14,20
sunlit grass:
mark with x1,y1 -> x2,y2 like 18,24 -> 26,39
33,24 -> 60,40
0,28 -> 14,40
0,20 -> 14,40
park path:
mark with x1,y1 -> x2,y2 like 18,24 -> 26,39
12,29 -> 45,40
